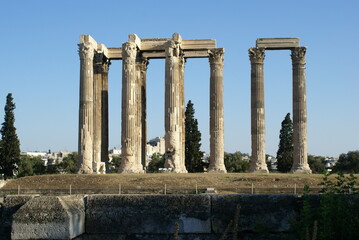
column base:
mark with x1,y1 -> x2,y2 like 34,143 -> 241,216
207,164 -> 227,173
172,168 -> 188,173
290,164 -> 312,174
118,167 -> 145,174
249,163 -> 269,173
77,164 -> 93,174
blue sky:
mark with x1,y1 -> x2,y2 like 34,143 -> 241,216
0,0 -> 358,157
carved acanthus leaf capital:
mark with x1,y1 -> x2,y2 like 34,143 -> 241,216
137,57 -> 149,71
102,59 -> 111,73
122,42 -> 137,60
249,47 -> 265,63
291,47 -> 306,64
165,40 -> 181,58
209,49 -> 224,65
78,42 -> 94,60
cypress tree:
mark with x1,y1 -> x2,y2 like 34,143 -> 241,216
276,113 -> 293,173
185,100 -> 203,172
0,93 -> 20,179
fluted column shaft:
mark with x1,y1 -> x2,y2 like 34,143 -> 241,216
249,48 -> 268,173
164,40 -> 187,173
135,57 -> 148,171
78,42 -> 95,173
119,42 -> 144,173
138,58 -> 148,169
208,49 -> 226,173
179,55 -> 186,170
101,59 -> 110,172
291,47 -> 311,173
93,53 -> 103,172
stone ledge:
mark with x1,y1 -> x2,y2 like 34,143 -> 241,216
211,194 -> 299,233
11,195 -> 85,240
86,194 -> 211,234
0,195 -> 39,239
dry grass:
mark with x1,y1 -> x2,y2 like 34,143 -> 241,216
1,173 -> 343,192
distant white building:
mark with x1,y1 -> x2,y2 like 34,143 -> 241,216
147,137 -> 165,156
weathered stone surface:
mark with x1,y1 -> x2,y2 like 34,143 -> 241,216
86,194 -> 211,234
249,48 -> 268,173
208,49 -> 226,173
256,38 -> 299,49
291,47 -> 311,173
11,195 -> 85,240
0,195 -> 38,239
211,194 -> 299,233
164,34 -> 187,173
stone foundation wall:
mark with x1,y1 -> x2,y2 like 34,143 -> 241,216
1,194 -> 356,240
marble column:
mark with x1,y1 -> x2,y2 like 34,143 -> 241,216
135,57 -> 148,171
119,42 -> 144,173
164,36 -> 187,173
208,49 -> 227,173
93,53 -> 103,173
78,41 -> 95,174
291,47 -> 311,173
179,55 -> 186,170
249,47 -> 268,173
101,59 -> 110,172
138,57 -> 148,170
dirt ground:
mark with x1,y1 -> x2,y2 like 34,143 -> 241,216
1,173 -> 342,193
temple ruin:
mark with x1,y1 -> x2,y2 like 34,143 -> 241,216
249,38 -> 311,173
77,33 -> 226,173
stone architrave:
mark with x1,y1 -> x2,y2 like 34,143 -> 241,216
78,37 -> 95,174
164,34 -> 187,173
119,42 -> 144,173
290,47 -> 311,173
208,49 -> 226,173
93,53 -> 103,173
249,47 -> 268,173
101,59 -> 110,172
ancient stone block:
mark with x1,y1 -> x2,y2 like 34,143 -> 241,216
211,194 -> 299,233
86,194 -> 211,234
0,195 -> 38,238
11,195 -> 85,240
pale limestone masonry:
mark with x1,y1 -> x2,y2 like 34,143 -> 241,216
249,47 -> 268,173
208,49 -> 226,173
249,38 -> 311,173
77,33 -> 226,173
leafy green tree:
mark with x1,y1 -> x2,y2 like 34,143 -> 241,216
333,150 -> 359,173
308,155 -> 325,174
147,153 -> 165,173
17,157 -> 34,177
108,155 -> 122,173
58,153 -> 77,174
224,152 -> 250,172
17,156 -> 46,177
276,113 -> 293,173
185,100 -> 204,172
0,94 -> 20,179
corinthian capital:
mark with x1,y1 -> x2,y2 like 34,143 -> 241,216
78,42 -> 94,60
291,47 -> 306,64
122,42 -> 137,59
249,47 -> 265,63
209,48 -> 224,65
102,59 -> 111,73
